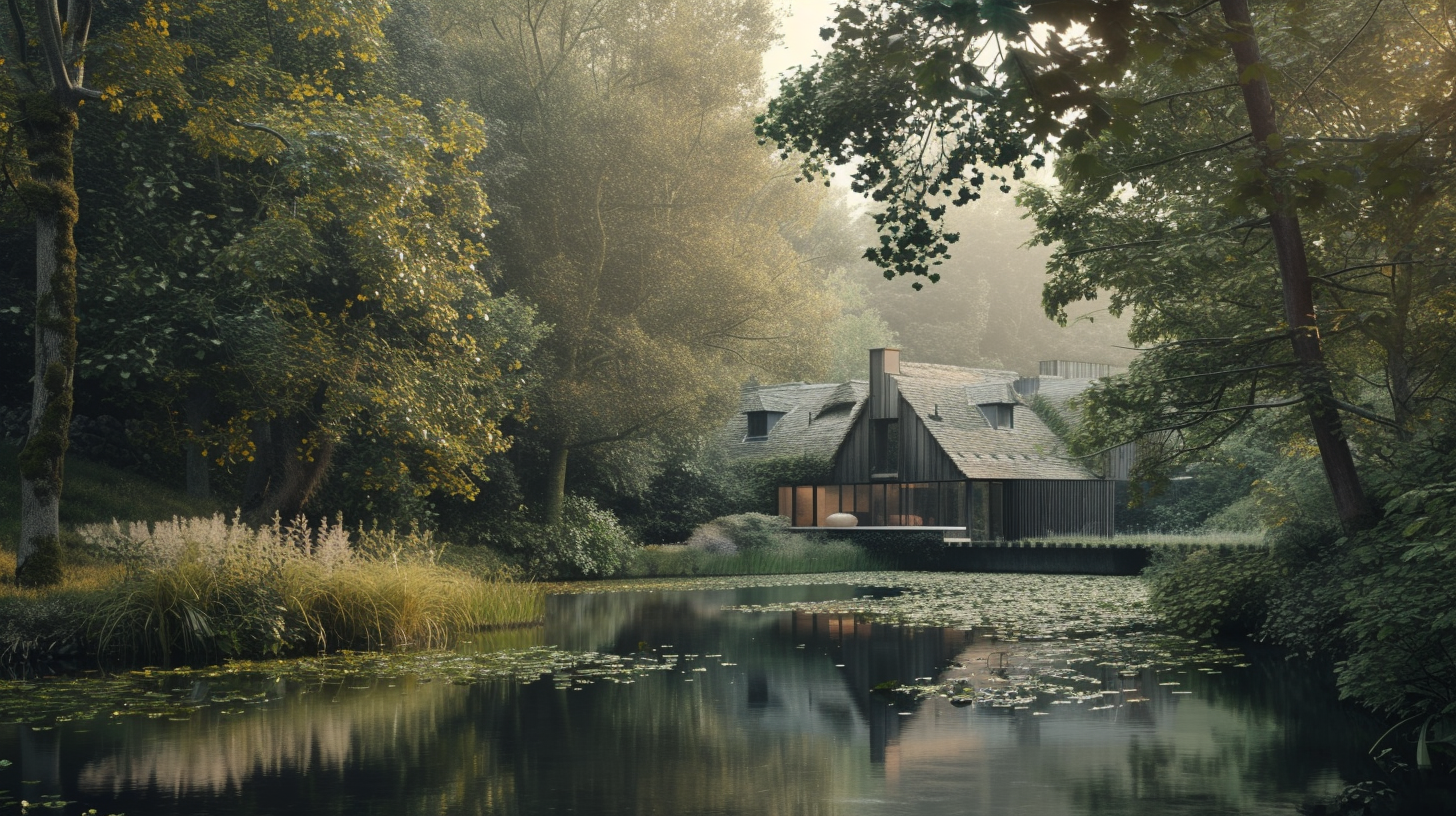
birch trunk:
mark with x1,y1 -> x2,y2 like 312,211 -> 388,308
16,94 -> 80,586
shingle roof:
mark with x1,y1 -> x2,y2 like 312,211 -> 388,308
965,382 -> 1019,406
897,362 -> 1014,385
892,368 -> 1099,480
724,360 -> 1103,481
1031,377 -> 1097,430
724,380 -> 869,462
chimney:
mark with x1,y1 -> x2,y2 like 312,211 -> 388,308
869,348 -> 901,420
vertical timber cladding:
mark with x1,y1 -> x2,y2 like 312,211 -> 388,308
897,395 -> 961,481
1003,480 -> 1116,539
869,348 -> 900,420
831,409 -> 873,483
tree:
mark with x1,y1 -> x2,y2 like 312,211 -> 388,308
439,0 -> 837,523
1,0 -> 103,584
1016,1 -> 1456,508
2,0 -> 544,580
755,0 -> 1456,530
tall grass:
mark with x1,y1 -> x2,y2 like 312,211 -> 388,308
0,515 -> 544,664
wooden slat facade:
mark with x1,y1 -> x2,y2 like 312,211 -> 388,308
1038,360 -> 1114,379
1003,479 -> 1116,539
869,348 -> 900,420
814,349 -> 1119,539
831,408 -> 873,484
897,396 -> 961,481
1104,442 -> 1137,481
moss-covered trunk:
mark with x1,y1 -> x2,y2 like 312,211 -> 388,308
16,94 -> 80,587
543,444 -> 569,526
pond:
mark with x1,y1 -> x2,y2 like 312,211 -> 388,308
1,572 -> 1384,815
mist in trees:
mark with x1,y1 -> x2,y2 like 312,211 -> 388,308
0,0 -> 890,574
805,190 -> 1134,375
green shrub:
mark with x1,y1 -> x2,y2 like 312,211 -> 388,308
488,497 -> 635,580
1336,485 -> 1456,718
1145,547 -> 1282,638
686,513 -> 791,554
726,454 -> 832,514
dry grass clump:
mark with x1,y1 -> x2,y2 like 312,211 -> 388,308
67,514 -> 542,663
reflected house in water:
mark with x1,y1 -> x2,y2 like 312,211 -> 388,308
727,349 -> 1133,540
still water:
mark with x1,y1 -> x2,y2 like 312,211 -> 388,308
2,575 -> 1383,815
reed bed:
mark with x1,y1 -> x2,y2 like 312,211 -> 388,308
2,515 -> 544,664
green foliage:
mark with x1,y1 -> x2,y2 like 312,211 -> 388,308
0,586 -> 92,661
438,0 -> 837,518
686,513 -> 795,554
1145,547 -> 1282,639
611,450 -> 734,545
727,454 -> 834,515
483,497 -> 635,581
1025,393 -> 1072,441
1337,485 -> 1456,717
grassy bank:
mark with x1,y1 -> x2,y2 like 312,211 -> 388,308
0,517 -> 544,664
0,444 -> 221,549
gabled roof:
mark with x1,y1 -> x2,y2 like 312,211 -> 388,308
724,357 -> 1104,481
965,382 -> 1019,406
724,380 -> 869,462
1031,376 -> 1097,430
891,367 -> 1099,481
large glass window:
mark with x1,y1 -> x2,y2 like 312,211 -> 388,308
815,485 -> 841,526
793,486 -> 814,527
780,480 -> 968,529
969,481 -> 1004,540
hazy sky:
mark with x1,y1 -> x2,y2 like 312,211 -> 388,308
758,1 -> 1134,372
763,0 -> 840,86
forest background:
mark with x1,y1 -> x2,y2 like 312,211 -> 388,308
0,0 -> 1130,573
3,0 -> 1456,781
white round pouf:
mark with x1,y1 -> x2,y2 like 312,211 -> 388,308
824,512 -> 858,528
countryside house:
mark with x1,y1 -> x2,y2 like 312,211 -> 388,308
726,349 -> 1128,541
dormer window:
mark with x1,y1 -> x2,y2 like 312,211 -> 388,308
979,403 -> 1014,430
746,410 -> 785,441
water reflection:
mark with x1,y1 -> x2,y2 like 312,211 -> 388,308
0,582 -> 1383,816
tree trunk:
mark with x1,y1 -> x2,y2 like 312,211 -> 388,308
246,416 -> 336,524
184,385 -> 212,499
1220,0 -> 1373,531
15,93 -> 80,586
544,444 -> 569,526
241,418 -> 275,511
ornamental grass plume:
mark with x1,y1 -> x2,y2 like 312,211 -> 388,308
77,513 -> 537,663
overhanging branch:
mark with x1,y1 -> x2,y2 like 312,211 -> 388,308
228,119 -> 291,149
1115,133 -> 1252,176
1331,398 -> 1400,429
